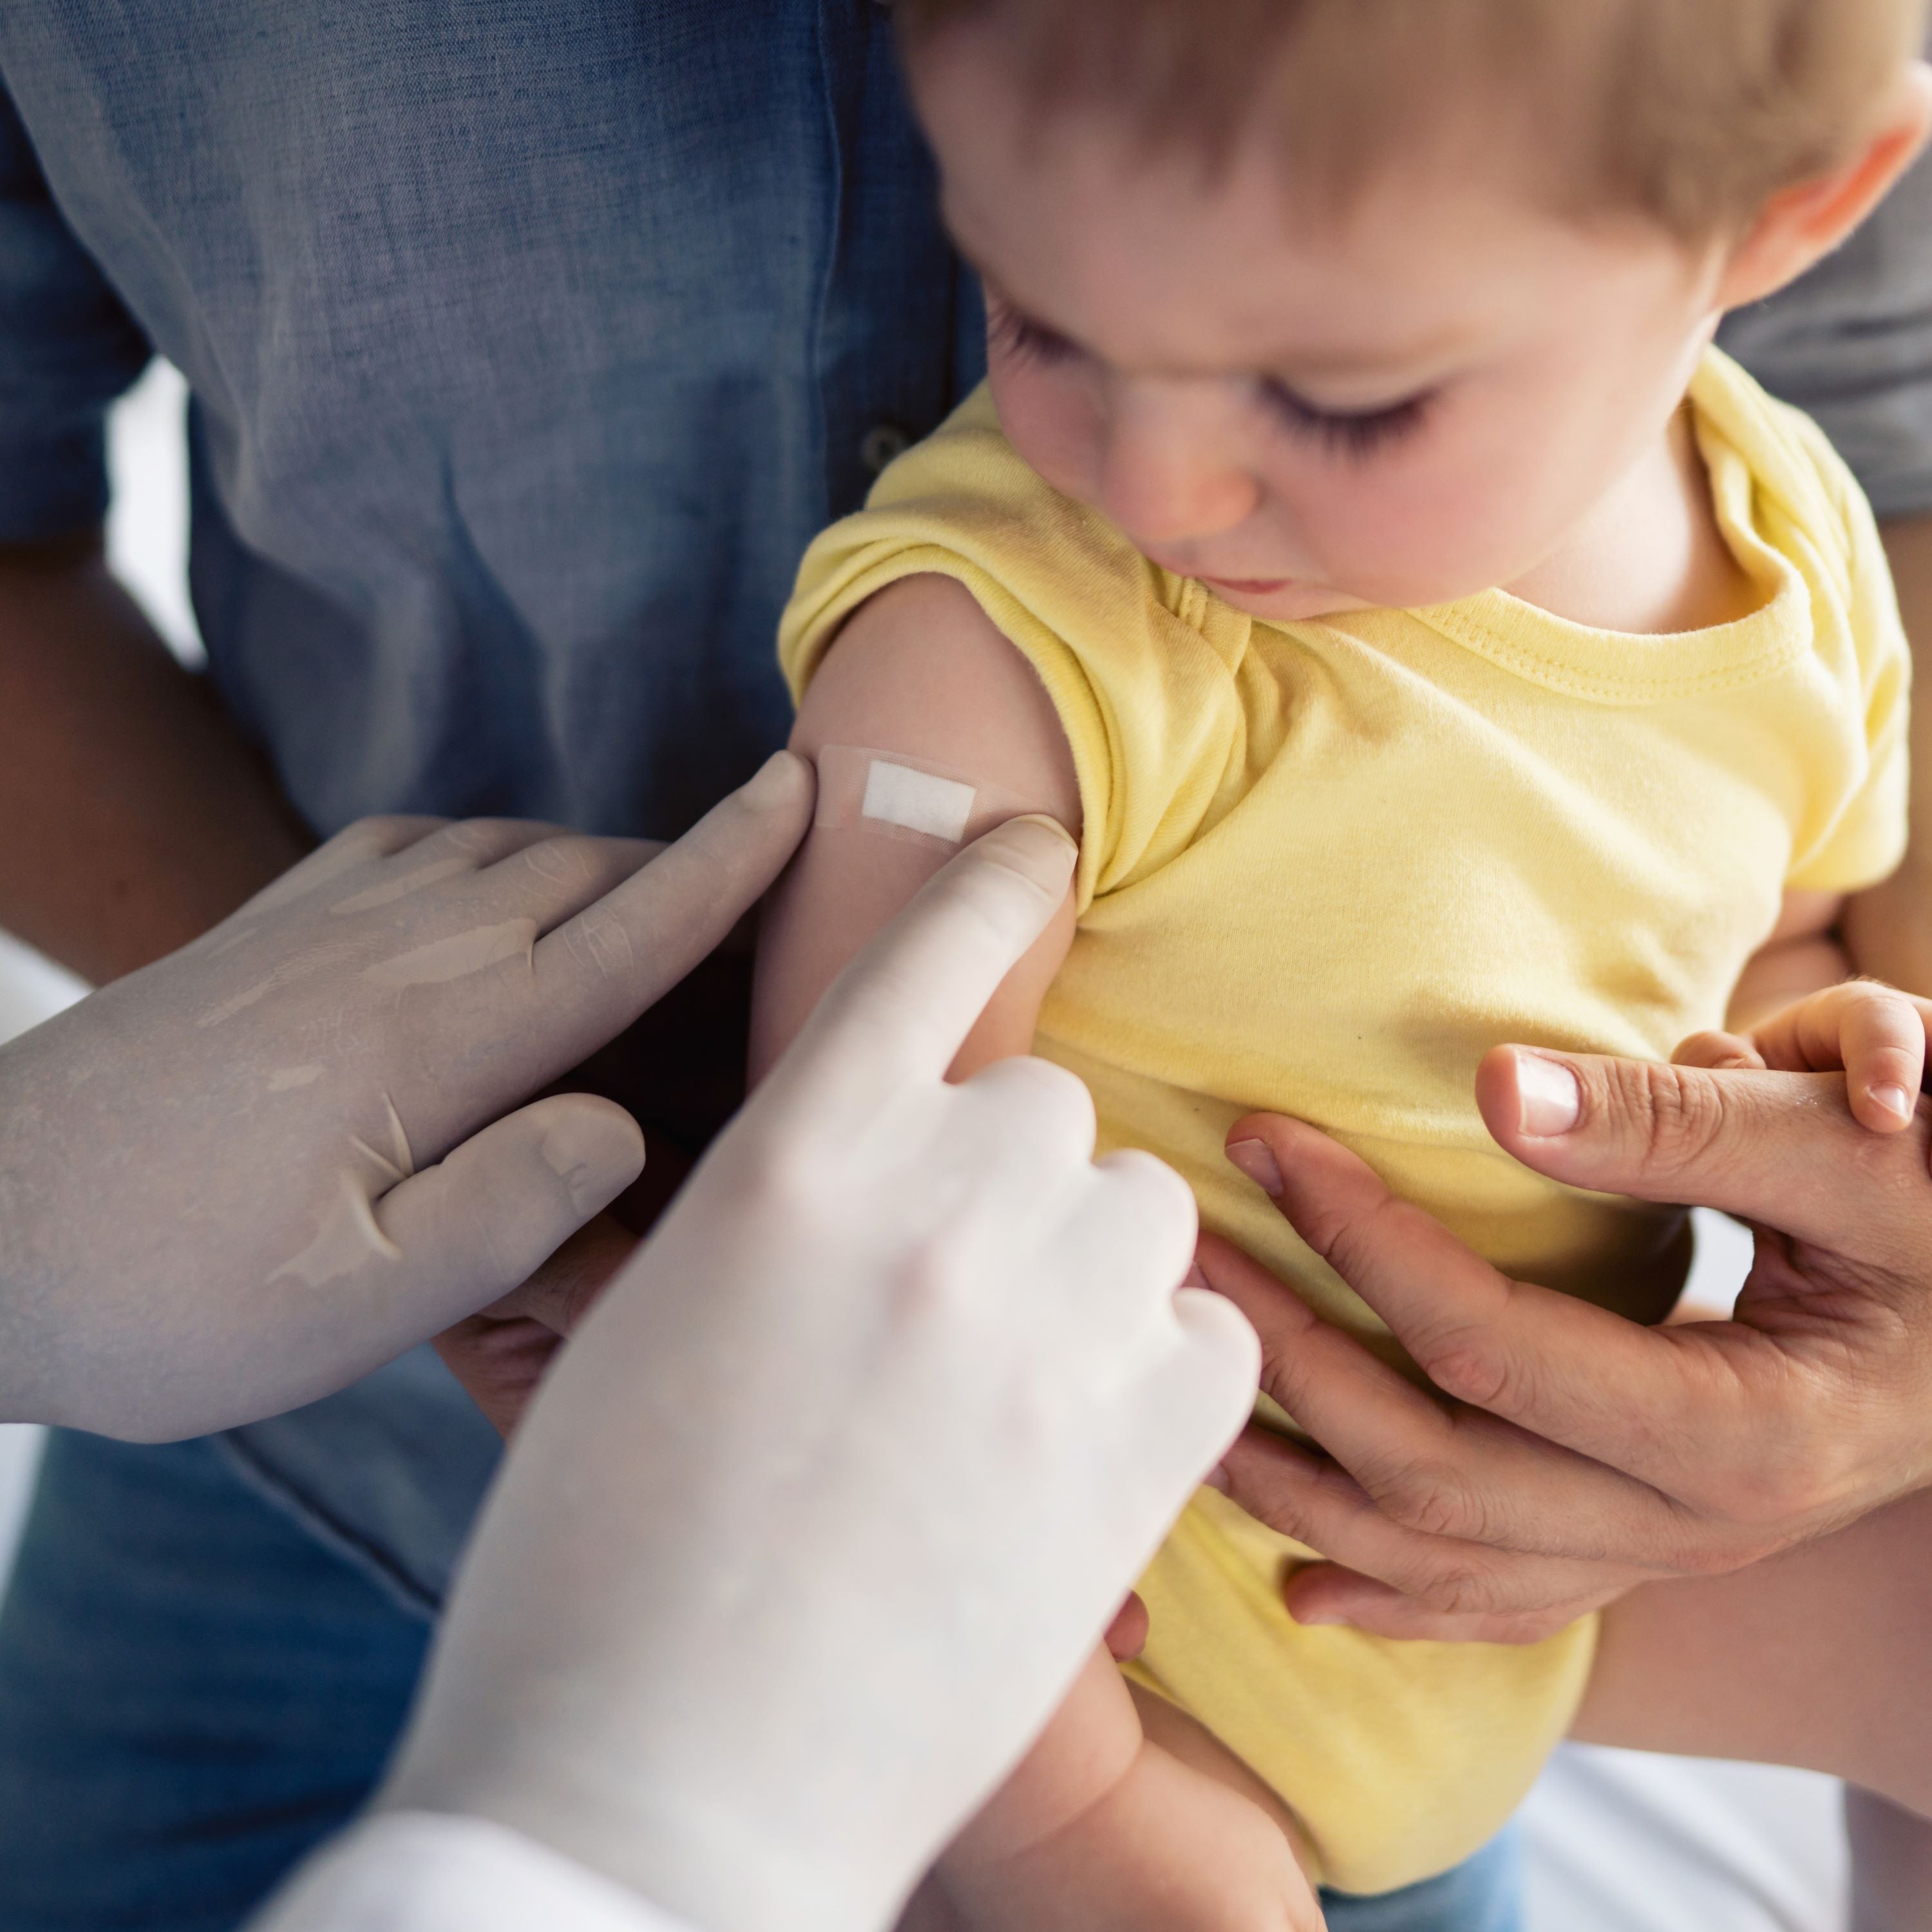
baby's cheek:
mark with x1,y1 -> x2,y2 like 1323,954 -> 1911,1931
989,361 -> 1108,509
1285,459 -> 1535,609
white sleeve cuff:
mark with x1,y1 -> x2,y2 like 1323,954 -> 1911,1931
251,1812 -> 699,1932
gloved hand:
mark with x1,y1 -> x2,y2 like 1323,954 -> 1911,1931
0,755 -> 811,1441
380,819 -> 1260,1932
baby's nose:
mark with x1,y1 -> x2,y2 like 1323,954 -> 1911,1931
1096,385 -> 1261,546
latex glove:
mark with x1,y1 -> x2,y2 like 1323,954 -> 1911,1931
381,819 -> 1260,1932
1198,1040 -> 1932,1642
0,755 -> 811,1441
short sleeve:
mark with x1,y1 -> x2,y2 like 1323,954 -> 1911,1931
1781,407 -> 1913,893
780,390 -> 1253,914
1718,135 -> 1932,520
0,76 -> 150,542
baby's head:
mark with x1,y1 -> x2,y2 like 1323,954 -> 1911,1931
898,0 -> 1932,619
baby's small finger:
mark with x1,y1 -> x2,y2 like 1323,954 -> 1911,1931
1672,1028 -> 1766,1072
1839,985 -> 1926,1133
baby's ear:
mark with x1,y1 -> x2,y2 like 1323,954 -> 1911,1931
1716,60 -> 1932,312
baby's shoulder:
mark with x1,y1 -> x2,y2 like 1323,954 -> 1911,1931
791,572 -> 1081,824
781,392 -> 1255,906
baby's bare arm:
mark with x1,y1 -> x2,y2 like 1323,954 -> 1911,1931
750,573 -> 1080,1084
929,1647 -> 1323,1932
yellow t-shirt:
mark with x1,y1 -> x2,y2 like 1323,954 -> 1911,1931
778,348 -> 1910,1893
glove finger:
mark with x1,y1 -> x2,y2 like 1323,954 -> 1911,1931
1040,1146 -> 1197,1343
375,1095 -> 645,1324
235,815 -> 452,918
527,752 -> 813,1058
757,815 -> 1074,1137
1110,1285 -> 1258,1520
473,834 -> 669,935
386,817 -> 585,873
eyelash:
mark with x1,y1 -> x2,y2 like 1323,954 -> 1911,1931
1259,380 -> 1431,461
989,301 -> 1433,462
989,306 -> 1078,367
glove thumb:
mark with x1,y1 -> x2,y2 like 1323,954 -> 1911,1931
376,1094 -> 645,1315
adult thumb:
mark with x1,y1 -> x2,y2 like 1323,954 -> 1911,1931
375,1094 -> 646,1318
1473,1043 -> 1880,1250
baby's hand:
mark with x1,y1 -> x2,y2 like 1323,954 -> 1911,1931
1676,980 -> 1932,1134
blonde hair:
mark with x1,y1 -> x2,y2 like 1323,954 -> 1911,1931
897,0 -> 1929,236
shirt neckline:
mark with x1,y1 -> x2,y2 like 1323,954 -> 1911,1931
1273,350 -> 1814,706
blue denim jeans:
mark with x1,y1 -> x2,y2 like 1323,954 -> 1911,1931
1325,1832 -> 1523,1932
0,1429 -> 430,1931
0,1425 -> 1521,1931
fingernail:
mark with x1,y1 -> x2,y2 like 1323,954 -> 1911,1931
1180,1262 -> 1209,1291
1875,1083 -> 1914,1123
1293,1608 -> 1346,1627
1226,1137 -> 1283,1197
1514,1053 -> 1580,1136
1202,1463 -> 1230,1493
541,1106 -> 645,1214
987,815 -> 1078,891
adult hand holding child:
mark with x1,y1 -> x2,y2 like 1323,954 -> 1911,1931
1204,1028 -> 1932,1644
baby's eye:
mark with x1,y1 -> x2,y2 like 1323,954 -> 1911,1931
1259,379 -> 1432,461
990,304 -> 1081,369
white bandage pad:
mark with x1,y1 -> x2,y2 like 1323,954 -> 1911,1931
860,760 -> 978,844
815,744 -> 1037,854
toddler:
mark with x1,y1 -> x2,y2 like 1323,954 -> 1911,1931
751,1 -> 1932,1924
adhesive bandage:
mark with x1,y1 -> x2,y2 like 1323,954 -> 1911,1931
814,744 -> 1037,853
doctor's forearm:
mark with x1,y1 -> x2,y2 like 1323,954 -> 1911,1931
0,533 -> 310,983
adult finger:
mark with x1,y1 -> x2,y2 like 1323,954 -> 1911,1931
433,1310 -> 567,1439
1280,1564 -> 1622,1645
384,816 -> 583,873
1191,1227 -> 1691,1560
756,815 -> 1077,1134
430,1211 -> 641,1439
497,1209 -> 642,1338
529,752 -> 814,1052
1217,1117 -> 1743,1482
238,815 -> 451,914
1215,1426 -> 1656,1620
377,1094 -> 645,1320
473,834 -> 667,936
1472,1045 -> 1915,1250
